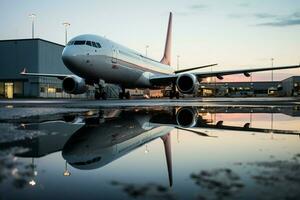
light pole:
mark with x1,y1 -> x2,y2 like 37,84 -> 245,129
62,22 -> 71,45
271,58 -> 274,82
145,45 -> 149,57
28,13 -> 36,39
176,55 -> 180,71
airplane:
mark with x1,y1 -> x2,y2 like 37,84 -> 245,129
20,12 -> 300,100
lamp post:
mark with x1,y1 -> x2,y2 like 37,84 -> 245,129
62,22 -> 71,45
271,58 -> 274,82
28,13 -> 36,39
176,55 -> 180,71
145,45 -> 149,57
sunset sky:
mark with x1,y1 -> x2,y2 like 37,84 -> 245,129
0,0 -> 299,81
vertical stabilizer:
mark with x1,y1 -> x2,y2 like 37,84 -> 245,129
160,12 -> 172,66
161,132 -> 173,187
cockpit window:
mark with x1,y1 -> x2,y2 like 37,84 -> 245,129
86,41 -> 92,47
96,42 -> 101,48
67,41 -> 74,45
68,40 -> 101,48
74,40 -> 86,45
91,41 -> 97,48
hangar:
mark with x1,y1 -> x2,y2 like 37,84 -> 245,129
0,38 -> 79,98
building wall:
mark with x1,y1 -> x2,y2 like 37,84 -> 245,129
0,39 -> 40,97
0,39 -> 39,79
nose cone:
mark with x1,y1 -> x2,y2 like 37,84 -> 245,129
62,47 -> 84,76
62,47 -> 77,68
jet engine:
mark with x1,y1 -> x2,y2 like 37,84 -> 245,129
176,107 -> 197,128
62,76 -> 87,94
176,73 -> 199,94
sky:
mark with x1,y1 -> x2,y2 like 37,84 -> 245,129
0,0 -> 300,81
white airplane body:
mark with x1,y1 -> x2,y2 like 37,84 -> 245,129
21,12 -> 300,99
63,34 -> 172,88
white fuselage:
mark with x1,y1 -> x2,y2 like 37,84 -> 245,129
62,34 -> 173,88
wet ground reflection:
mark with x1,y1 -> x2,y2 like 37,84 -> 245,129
0,105 -> 299,199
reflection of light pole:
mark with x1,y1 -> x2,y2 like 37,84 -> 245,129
29,158 -> 37,186
144,145 -> 149,154
271,58 -> 274,82
28,13 -> 36,39
63,161 -> 71,176
145,45 -> 149,57
62,22 -> 71,45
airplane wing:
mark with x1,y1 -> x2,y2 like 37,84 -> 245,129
174,63 -> 217,74
20,68 -> 70,80
150,64 -> 300,85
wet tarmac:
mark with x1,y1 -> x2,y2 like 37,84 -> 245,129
0,98 -> 299,200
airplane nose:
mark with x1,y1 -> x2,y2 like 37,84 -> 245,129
62,47 -> 76,67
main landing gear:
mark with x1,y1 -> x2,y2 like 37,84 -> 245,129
169,84 -> 180,99
94,83 -> 107,100
119,87 -> 130,99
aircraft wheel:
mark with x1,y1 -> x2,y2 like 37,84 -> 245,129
101,92 -> 107,100
119,92 -> 124,99
95,91 -> 101,100
175,92 -> 180,99
125,91 -> 131,99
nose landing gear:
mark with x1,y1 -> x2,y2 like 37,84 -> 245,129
94,81 -> 107,100
119,87 -> 130,99
95,90 -> 107,100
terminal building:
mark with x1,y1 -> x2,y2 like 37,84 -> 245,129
198,77 -> 300,97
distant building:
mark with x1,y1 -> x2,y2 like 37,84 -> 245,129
198,81 -> 281,97
281,76 -> 300,96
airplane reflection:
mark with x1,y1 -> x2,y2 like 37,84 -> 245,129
0,106 -> 299,187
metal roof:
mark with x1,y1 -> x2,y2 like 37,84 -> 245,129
0,38 -> 65,48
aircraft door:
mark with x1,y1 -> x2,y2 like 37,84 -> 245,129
112,47 -> 117,64
5,82 -> 13,99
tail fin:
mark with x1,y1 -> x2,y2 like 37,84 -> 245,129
160,12 -> 172,66
161,132 -> 173,187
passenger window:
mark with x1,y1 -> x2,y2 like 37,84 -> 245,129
86,41 -> 92,46
74,40 -> 86,45
96,42 -> 101,48
91,42 -> 97,48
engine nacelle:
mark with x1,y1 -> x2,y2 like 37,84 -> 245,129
176,107 -> 197,128
62,76 -> 87,94
176,73 -> 199,94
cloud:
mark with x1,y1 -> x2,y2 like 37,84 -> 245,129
227,13 -> 245,19
256,12 -> 300,27
257,19 -> 300,27
228,11 -> 300,27
254,13 -> 276,19
189,4 -> 208,10
174,4 -> 208,17
238,2 -> 250,7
